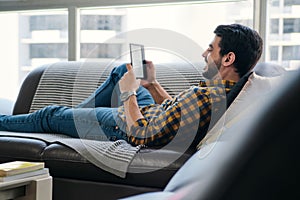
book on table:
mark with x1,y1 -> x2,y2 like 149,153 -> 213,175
0,161 -> 45,177
0,168 -> 49,182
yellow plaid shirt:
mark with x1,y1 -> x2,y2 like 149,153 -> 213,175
118,80 -> 236,146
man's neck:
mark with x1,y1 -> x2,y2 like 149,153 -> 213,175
217,66 -> 240,82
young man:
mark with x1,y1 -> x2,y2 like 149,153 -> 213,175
0,24 -> 263,148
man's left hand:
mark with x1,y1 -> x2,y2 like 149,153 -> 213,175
119,64 -> 140,93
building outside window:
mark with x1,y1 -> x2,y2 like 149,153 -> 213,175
270,18 -> 280,33
0,10 -> 68,101
283,18 -> 300,33
283,45 -> 300,60
284,0 -> 300,6
267,0 -> 300,69
79,1 -> 253,62
270,46 -> 279,60
80,9 -> 125,60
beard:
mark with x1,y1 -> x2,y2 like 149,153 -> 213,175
202,58 -> 222,79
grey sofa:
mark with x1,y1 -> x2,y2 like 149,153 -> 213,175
0,61 -> 298,200
0,61 -> 204,200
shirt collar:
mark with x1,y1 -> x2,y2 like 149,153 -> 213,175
199,79 -> 236,89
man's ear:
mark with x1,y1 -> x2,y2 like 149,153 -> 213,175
222,52 -> 235,67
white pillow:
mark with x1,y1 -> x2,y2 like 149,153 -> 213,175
197,71 -> 284,154
228,72 -> 282,114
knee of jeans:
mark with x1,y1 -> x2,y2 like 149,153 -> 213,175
111,63 -> 128,78
39,105 -> 68,117
39,105 -> 58,114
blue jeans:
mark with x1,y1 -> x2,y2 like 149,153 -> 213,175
0,64 -> 154,142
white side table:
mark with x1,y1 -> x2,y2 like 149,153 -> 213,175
0,173 -> 52,200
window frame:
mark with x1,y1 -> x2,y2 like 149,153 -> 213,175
0,0 -> 245,11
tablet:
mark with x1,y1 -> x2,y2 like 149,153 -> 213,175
130,43 -> 147,79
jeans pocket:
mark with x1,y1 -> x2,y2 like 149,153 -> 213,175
101,125 -> 128,141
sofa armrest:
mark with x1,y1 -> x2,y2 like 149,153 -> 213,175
13,65 -> 47,115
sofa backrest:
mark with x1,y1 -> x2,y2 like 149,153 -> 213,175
13,65 -> 47,115
13,61 -> 203,114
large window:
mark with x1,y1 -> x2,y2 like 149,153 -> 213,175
0,1 -> 255,101
2,0 -> 299,102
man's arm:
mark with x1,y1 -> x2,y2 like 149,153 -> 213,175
123,95 -> 143,129
119,62 -> 172,131
119,64 -> 144,129
119,63 -> 210,146
142,80 -> 172,104
141,61 -> 172,104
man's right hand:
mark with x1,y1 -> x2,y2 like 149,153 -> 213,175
140,60 -> 172,104
140,60 -> 156,88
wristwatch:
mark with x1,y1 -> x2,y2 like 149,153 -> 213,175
120,91 -> 137,102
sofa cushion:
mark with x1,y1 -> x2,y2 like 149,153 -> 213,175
0,133 -> 191,189
44,144 -> 190,188
0,135 -> 47,161
253,62 -> 286,77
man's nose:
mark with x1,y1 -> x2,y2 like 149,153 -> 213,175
202,51 -> 208,62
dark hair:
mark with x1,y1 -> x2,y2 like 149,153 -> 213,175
214,24 -> 263,77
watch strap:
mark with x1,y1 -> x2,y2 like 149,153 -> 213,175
120,91 -> 137,102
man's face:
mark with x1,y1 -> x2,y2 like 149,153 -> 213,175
202,36 -> 222,79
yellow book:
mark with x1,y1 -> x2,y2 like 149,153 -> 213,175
0,161 -> 45,177
0,168 -> 49,182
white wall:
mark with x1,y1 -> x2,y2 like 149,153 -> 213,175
0,13 -> 19,101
